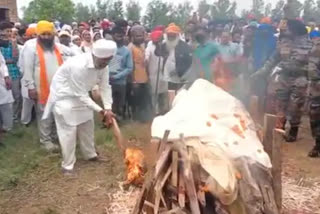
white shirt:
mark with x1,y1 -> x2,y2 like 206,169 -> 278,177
22,38 -> 74,95
0,52 -> 14,105
43,53 -> 113,126
145,43 -> 167,94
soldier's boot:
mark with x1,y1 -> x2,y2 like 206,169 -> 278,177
284,127 -> 299,143
308,138 -> 320,158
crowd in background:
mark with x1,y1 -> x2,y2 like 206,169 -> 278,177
1,12 -> 320,158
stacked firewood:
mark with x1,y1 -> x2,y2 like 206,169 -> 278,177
132,131 -> 228,214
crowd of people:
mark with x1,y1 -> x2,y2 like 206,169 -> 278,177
1,11 -> 320,172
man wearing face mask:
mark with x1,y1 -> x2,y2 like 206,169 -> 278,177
22,20 -> 66,152
193,26 -> 220,82
109,26 -> 133,120
43,40 -> 117,173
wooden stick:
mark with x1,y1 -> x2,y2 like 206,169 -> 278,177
178,165 -> 186,208
179,135 -> 201,214
111,118 -> 126,153
272,129 -> 283,212
154,145 -> 172,181
263,114 -> 277,159
158,130 -> 170,156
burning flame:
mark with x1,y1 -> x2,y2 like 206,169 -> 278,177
124,148 -> 145,186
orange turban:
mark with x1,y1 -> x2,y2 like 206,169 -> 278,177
36,20 -> 55,35
260,17 -> 272,24
165,23 -> 181,34
26,27 -> 36,37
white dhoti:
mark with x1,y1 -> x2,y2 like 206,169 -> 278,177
21,98 -> 34,125
52,100 -> 97,170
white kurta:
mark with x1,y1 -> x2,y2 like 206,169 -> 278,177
43,52 -> 113,126
145,43 -> 168,95
0,52 -> 14,105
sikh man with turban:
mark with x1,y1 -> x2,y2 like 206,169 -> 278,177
42,40 -> 117,173
22,20 -> 72,152
156,23 -> 193,91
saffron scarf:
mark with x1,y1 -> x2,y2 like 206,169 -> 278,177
36,43 -> 63,104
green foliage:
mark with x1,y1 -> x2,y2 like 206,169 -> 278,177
172,1 -> 193,28
126,0 -> 142,22
23,0 -> 75,23
108,0 -> 124,21
74,3 -> 91,22
198,0 -> 210,18
143,0 -> 175,29
96,0 -> 111,19
251,0 -> 265,20
303,0 -> 317,22
271,0 -> 285,20
211,0 -> 237,20
284,0 -> 303,19
264,3 -> 272,17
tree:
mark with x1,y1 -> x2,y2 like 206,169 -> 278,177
251,0 -> 265,20
211,0 -> 237,19
108,0 -> 124,21
89,5 -> 98,20
241,9 -> 250,19
23,0 -> 75,23
96,0 -> 111,19
271,0 -> 285,21
198,0 -> 210,18
126,0 -> 142,21
284,0 -> 303,19
75,3 -> 91,22
172,1 -> 193,27
264,3 -> 272,16
303,0 -> 317,22
143,0 -> 174,29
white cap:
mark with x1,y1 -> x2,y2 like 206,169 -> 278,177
72,35 -> 80,41
62,24 -> 72,32
59,30 -> 71,38
92,40 -> 117,58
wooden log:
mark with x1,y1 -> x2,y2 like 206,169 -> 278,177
249,95 -> 260,123
178,165 -> 186,208
272,129 -> 284,212
263,114 -> 277,159
179,136 -> 201,214
154,145 -> 172,181
158,130 -> 170,156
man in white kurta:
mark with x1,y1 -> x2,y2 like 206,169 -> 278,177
22,21 -> 75,152
0,51 -> 13,131
43,40 -> 117,172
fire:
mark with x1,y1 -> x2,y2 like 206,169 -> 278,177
124,148 -> 145,186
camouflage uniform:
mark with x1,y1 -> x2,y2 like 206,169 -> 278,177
257,36 -> 312,130
308,40 -> 320,142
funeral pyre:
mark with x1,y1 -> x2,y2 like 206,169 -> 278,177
132,79 -> 279,214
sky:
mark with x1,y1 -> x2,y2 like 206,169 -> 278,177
17,0 -> 277,18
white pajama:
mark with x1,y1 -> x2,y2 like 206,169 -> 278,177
54,111 -> 96,170
0,103 -> 13,131
21,98 -> 34,125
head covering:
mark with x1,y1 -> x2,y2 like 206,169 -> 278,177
72,35 -> 80,41
26,27 -> 36,37
253,24 -> 277,71
80,22 -> 89,30
92,40 -> 117,58
59,30 -> 71,38
165,23 -> 181,34
248,21 -> 259,29
151,30 -> 163,42
14,22 -> 21,28
130,25 -> 145,36
310,30 -> 320,39
153,25 -> 165,32
29,23 -> 37,28
62,24 -> 72,33
101,20 -> 111,30
260,17 -> 272,24
93,32 -> 102,41
36,20 -> 55,35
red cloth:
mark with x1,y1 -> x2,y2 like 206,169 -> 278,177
153,25 -> 165,32
101,21 -> 110,30
150,30 -> 163,42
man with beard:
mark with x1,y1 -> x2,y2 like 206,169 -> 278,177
43,40 -> 116,173
156,23 -> 193,91
109,26 -> 133,121
22,20 -> 66,152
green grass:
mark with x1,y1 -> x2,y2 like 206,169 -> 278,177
0,120 -> 116,191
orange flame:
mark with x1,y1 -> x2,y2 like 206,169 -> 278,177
124,148 -> 145,186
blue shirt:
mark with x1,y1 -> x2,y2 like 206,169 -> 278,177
0,42 -> 20,80
109,46 -> 133,85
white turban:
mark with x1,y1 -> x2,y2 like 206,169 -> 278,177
62,24 -> 72,32
92,40 -> 117,58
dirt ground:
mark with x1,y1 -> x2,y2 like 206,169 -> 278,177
0,118 -> 320,214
